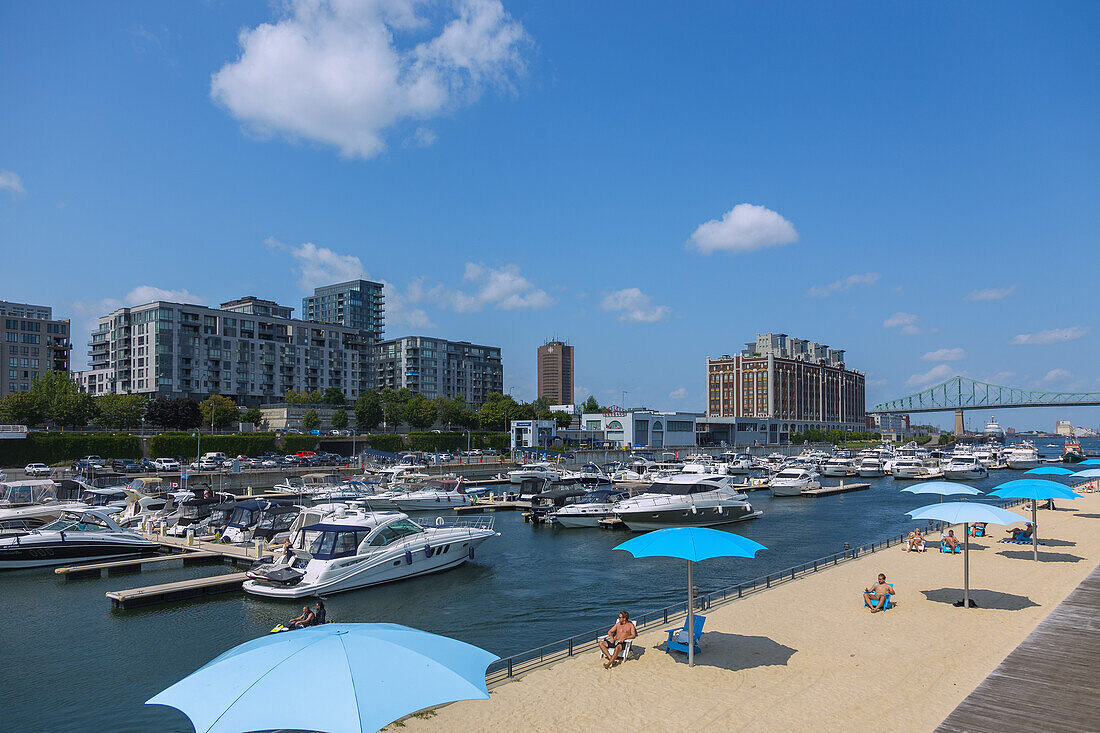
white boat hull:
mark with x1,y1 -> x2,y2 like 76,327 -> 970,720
822,467 -> 856,477
943,467 -> 989,480
857,469 -> 885,478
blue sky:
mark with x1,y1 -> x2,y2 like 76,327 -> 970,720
1,1 -> 1097,430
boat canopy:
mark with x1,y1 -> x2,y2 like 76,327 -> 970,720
650,480 -> 724,495
303,517 -> 423,560
577,489 -> 627,504
0,480 -> 57,506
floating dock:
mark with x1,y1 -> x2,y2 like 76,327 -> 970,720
454,500 -> 532,514
801,482 -> 870,498
55,551 -> 223,579
106,572 -> 249,609
597,517 -> 628,530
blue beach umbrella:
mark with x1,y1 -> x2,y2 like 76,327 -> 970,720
615,528 -> 767,667
1078,458 -> 1100,466
906,503 -> 1026,609
146,623 -> 498,733
901,481 -> 983,501
1072,468 -> 1100,478
1024,466 -> 1075,476
989,481 -> 1078,560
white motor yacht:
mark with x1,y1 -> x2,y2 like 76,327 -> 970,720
551,487 -> 630,528
220,500 -> 300,545
243,512 -> 498,598
1004,441 -> 1040,470
0,508 -> 158,569
891,456 -> 940,479
390,477 -> 472,511
822,457 -> 858,477
507,462 -> 562,484
856,457 -> 886,478
614,475 -> 760,531
719,452 -> 753,475
0,479 -> 60,508
558,464 -> 613,486
942,454 -> 989,480
769,468 -> 821,497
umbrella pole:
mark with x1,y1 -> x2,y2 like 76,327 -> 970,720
1032,500 -> 1038,561
963,522 -> 970,609
687,559 -> 695,668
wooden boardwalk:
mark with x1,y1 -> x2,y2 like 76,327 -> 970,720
106,572 -> 249,609
800,482 -> 870,498
55,551 -> 222,579
936,563 -> 1100,733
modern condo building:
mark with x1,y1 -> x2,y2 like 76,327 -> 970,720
1,301 -> 71,394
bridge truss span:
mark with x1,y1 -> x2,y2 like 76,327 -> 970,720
871,376 -> 1100,415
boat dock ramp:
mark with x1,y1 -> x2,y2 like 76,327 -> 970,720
801,482 -> 870,497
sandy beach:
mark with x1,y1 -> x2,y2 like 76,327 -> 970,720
399,491 -> 1100,732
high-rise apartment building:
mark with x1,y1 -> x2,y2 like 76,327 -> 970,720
302,280 -> 385,341
80,296 -> 373,404
706,333 -> 865,430
1,301 -> 71,394
537,339 -> 573,405
375,336 -> 503,406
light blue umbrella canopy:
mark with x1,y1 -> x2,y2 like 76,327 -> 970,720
614,526 -> 768,561
146,623 -> 498,733
906,502 -> 1026,608
907,502 -> 1025,525
1072,468 -> 1100,478
901,481 -> 983,497
1077,458 -> 1100,466
1024,466 -> 1075,476
615,528 -> 766,667
989,480 -> 1078,501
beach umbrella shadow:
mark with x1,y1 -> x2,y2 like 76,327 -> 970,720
661,632 -> 796,672
1073,513 -> 1100,519
996,549 -> 1086,563
920,588 -> 1038,611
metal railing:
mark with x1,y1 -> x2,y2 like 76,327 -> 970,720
484,497 -> 1031,686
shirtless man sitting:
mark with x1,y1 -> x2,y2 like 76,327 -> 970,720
942,529 -> 962,551
863,573 -> 894,613
598,611 -> 637,668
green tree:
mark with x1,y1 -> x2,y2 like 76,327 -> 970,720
96,394 -> 148,430
532,396 -> 551,413
0,391 -> 43,427
199,395 -> 240,430
31,372 -> 96,428
302,408 -> 321,431
308,390 -> 323,404
322,387 -> 346,405
938,433 -> 955,445
353,392 -> 383,431
456,408 -> 479,430
581,395 -> 601,413
434,396 -> 464,429
477,400 -> 506,431
241,406 -> 264,426
330,408 -> 349,429
551,410 -> 574,429
284,389 -> 301,404
406,395 -> 438,430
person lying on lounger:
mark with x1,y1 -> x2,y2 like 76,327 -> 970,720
970,523 -> 987,537
942,529 -> 962,551
598,611 -> 637,668
906,529 -> 925,552
1007,523 -> 1033,542
863,573 -> 894,613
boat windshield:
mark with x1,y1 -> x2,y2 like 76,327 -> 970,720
578,491 -> 618,504
0,483 -> 57,505
649,481 -> 717,496
38,512 -> 112,533
80,491 -> 125,506
227,507 -> 258,528
308,528 -> 374,559
256,511 -> 297,531
366,518 -> 423,547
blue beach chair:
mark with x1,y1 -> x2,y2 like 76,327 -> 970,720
863,592 -> 894,610
939,541 -> 962,554
969,525 -> 986,538
665,614 -> 706,656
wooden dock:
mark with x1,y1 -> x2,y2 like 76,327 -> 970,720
597,517 -> 628,530
454,500 -> 532,514
936,563 -> 1100,733
144,532 -> 263,561
800,482 -> 870,498
55,551 -> 223,579
106,572 -> 250,609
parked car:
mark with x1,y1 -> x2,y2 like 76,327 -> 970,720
137,458 -> 158,473
70,459 -> 96,472
111,458 -> 142,473
82,455 -> 106,467
153,457 -> 181,471
24,463 -> 51,477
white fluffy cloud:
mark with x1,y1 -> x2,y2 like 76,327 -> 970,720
433,263 -> 552,313
1042,368 -> 1071,383
982,371 -> 1015,384
883,312 -> 922,335
687,203 -> 798,255
668,387 -> 687,400
601,288 -> 669,323
267,238 -> 433,328
0,170 -> 25,194
921,347 -> 965,362
906,364 -> 953,387
211,0 -> 529,159
965,285 -> 1016,302
1010,327 -> 1090,345
806,272 -> 880,298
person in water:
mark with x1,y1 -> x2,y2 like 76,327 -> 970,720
288,606 -> 314,630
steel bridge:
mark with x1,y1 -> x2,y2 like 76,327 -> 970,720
870,376 -> 1100,434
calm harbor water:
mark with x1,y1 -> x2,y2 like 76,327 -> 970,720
2,437 -> 1094,733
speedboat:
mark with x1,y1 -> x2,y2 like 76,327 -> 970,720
942,455 -> 989,480
769,468 -> 821,497
613,475 -> 760,531
0,502 -> 91,536
891,457 -> 940,480
822,457 -> 857,477
856,457 -> 886,478
390,477 -> 472,511
220,500 -> 299,544
0,508 -> 158,569
552,488 -> 630,528
242,512 -> 498,598
527,486 -> 589,524
1005,441 -> 1040,470
558,464 -> 613,486
0,479 -> 60,508
507,462 -> 562,484
719,452 -> 754,475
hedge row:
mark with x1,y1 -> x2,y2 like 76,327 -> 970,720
0,432 -> 143,466
368,432 -> 509,453
150,433 -> 281,459
282,435 -> 321,454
